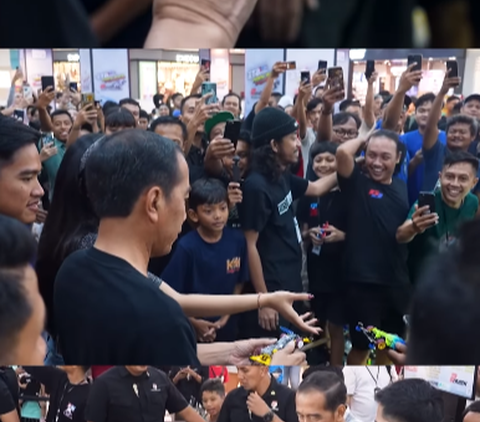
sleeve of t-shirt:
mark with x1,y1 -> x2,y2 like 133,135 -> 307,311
422,141 -> 445,189
165,378 -> 189,414
343,367 -> 356,396
288,173 -> 309,201
0,379 -> 15,415
161,243 -> 192,293
337,163 -> 361,195
239,177 -> 272,233
216,393 -> 233,422
85,379 -> 110,422
283,390 -> 298,422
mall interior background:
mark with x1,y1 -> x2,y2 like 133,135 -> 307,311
2,48 -> 480,116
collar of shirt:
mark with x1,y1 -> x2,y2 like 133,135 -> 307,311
118,367 -> 150,380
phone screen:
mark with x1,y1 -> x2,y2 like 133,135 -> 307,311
446,60 -> 458,78
407,55 -> 423,72
224,120 -> 242,146
365,60 -> 375,79
285,61 -> 296,70
201,82 -> 217,104
69,82 -> 78,91
300,71 -> 311,84
318,60 -> 328,71
201,59 -> 211,72
41,76 -> 54,92
418,191 -> 436,213
81,93 -> 95,106
328,67 -> 344,90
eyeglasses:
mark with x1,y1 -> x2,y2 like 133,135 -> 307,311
333,128 -> 358,137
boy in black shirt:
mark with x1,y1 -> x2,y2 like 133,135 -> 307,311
336,129 -> 411,365
296,142 -> 348,366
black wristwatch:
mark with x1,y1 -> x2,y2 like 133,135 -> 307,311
263,411 -> 274,422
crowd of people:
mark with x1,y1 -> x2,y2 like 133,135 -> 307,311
1,55 -> 480,368
1,365 -> 479,422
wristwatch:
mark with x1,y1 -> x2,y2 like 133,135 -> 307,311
263,411 -> 274,422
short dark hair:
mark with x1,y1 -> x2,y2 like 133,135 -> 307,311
443,150 -> 479,173
0,115 -> 41,168
302,365 -> 344,382
415,93 -> 436,109
0,214 -> 37,362
105,107 -> 136,129
50,109 -> 73,122
463,401 -> 480,420
180,94 -> 201,114
271,92 -> 282,101
222,93 -> 242,111
339,99 -> 361,112
306,98 -> 323,113
310,141 -> 338,160
375,379 -> 444,422
200,378 -> 225,397
239,130 -> 252,145
188,178 -> 228,211
332,112 -> 361,129
446,114 -> 478,137
153,93 -> 164,109
119,98 -> 140,111
446,95 -> 460,104
150,116 -> 188,141
102,101 -> 119,115
85,130 -> 183,218
139,110 -> 149,120
297,371 -> 347,413
368,129 -> 401,154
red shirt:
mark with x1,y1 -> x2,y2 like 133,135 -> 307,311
209,366 -> 229,382
91,366 -> 113,379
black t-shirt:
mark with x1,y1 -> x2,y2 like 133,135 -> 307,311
54,248 -> 199,365
168,367 -> 209,405
86,367 -> 188,422
217,377 -> 297,422
239,171 -> 309,292
338,165 -> 410,286
23,367 -> 90,422
0,368 -> 18,416
296,189 -> 348,292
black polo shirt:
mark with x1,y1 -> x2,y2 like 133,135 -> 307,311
86,367 -> 188,422
186,136 -> 209,184
0,367 -> 18,416
217,377 -> 297,422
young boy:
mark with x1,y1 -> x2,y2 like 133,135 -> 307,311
161,178 -> 248,342
200,379 -> 226,422
297,142 -> 348,366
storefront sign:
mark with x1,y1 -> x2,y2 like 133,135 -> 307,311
91,49 -> 130,104
244,49 -> 285,116
176,54 -> 199,63
67,53 -> 80,62
25,49 -> 53,91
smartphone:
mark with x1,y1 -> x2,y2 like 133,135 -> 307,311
446,60 -> 458,78
13,109 -> 24,121
201,59 -> 211,72
201,82 -> 217,105
365,60 -> 375,79
328,67 -> 344,90
285,61 -> 296,70
300,71 -> 311,84
69,82 -> 78,91
224,120 -> 242,147
232,156 -> 241,183
418,191 -> 436,213
318,60 -> 328,72
22,85 -> 32,98
81,92 -> 95,107
41,76 -> 55,92
407,54 -> 423,72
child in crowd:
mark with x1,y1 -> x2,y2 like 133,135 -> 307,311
201,378 -> 226,422
297,142 -> 348,366
161,178 -> 249,342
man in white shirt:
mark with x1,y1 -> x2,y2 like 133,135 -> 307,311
343,366 -> 397,422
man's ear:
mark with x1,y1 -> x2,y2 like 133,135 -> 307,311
187,208 -> 199,223
270,139 -> 279,153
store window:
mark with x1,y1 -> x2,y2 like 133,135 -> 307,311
157,61 -> 199,99
54,56 -> 81,92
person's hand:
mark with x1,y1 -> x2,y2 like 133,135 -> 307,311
75,103 -> 98,126
270,62 -> 287,79
12,68 -> 23,85
152,0 -> 259,46
215,315 -> 230,330
367,71 -> 378,85
40,142 -> 58,162
228,182 -> 243,206
387,342 -> 407,365
257,0 -> 319,43
191,318 -> 217,342
191,93 -> 221,131
205,138 -> 235,160
440,69 -> 461,94
35,208 -> 48,224
262,292 -> 321,335
322,85 -> 345,112
398,63 -> 423,91
308,227 -> 323,246
173,369 -> 188,383
323,225 -> 345,243
247,392 -> 271,417
195,69 -> 210,85
311,69 -> 327,87
270,340 -> 307,365
297,81 -> 312,102
411,204 -> 439,233
37,87 -> 55,109
258,307 -> 278,331
229,338 -> 275,365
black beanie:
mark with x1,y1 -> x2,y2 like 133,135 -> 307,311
251,107 -> 299,149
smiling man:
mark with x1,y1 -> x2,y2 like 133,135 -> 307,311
0,115 -> 44,224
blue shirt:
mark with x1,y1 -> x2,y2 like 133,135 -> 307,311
401,130 -> 447,204
422,141 -> 480,193
161,227 -> 249,297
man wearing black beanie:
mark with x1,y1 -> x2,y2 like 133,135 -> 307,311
238,107 -> 337,339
